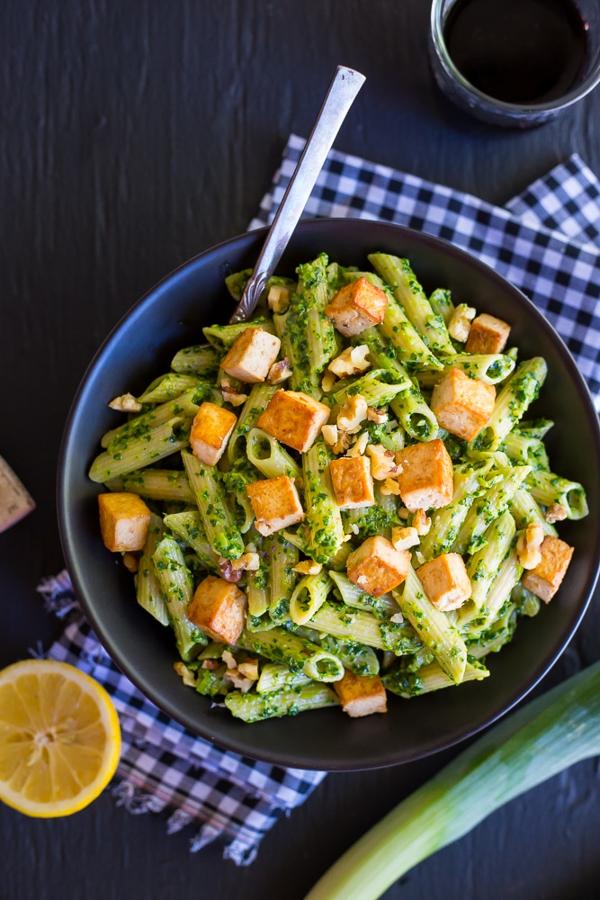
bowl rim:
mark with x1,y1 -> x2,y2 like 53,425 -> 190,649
57,218 -> 600,771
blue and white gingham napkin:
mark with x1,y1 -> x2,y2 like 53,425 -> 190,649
252,135 -> 600,405
40,137 -> 600,864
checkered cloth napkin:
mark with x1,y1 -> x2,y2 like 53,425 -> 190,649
252,135 -> 600,404
39,137 -> 600,864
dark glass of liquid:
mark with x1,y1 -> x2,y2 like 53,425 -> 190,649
429,0 -> 600,127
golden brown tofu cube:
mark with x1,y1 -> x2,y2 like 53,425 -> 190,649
257,390 -> 330,453
395,439 -> 454,512
221,327 -> 281,383
334,670 -> 387,718
417,553 -> 472,611
522,535 -> 574,603
329,456 -> 375,510
347,535 -> 410,597
98,492 -> 151,553
431,368 -> 496,442
187,575 -> 247,644
465,313 -> 511,354
190,401 -> 237,465
246,475 -> 304,536
325,277 -> 388,337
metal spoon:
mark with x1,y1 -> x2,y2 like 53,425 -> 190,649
229,65 -> 366,323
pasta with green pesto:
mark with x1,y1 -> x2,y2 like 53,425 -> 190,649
90,251 -> 586,724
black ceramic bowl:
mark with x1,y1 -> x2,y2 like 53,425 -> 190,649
58,219 -> 600,771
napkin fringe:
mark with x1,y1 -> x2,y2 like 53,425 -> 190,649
112,780 -> 166,815
37,571 -> 79,618
110,783 -> 256,863
36,571 -> 292,865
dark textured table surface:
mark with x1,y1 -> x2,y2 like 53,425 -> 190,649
2,2 -> 600,898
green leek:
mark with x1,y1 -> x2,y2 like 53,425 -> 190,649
307,662 -> 600,900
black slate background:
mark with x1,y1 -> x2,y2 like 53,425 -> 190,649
1,2 -> 600,899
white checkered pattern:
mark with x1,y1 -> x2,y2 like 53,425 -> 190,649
39,141 -> 600,864
252,136 -> 600,406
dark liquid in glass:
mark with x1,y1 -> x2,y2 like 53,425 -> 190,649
444,0 -> 588,104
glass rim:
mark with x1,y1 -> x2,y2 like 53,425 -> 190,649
430,0 -> 600,115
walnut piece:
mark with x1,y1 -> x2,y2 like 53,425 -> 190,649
328,345 -> 371,378
366,444 -> 397,480
448,304 -> 476,343
293,560 -> 323,575
391,526 -> 420,551
545,503 -> 568,524
517,523 -> 544,570
108,393 -> 142,413
337,395 -> 368,433
267,358 -> 293,384
413,509 -> 431,536
347,432 -> 369,457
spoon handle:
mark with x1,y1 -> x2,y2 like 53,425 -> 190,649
229,65 -> 366,323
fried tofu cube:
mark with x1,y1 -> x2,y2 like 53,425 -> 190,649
98,492 -> 151,552
431,368 -> 496,442
246,475 -> 304,536
523,536 -> 574,603
187,575 -> 247,644
347,535 -> 410,597
257,390 -> 330,453
416,553 -> 472,611
334,670 -> 387,718
325,277 -> 388,337
221,327 -> 281,383
329,456 -> 375,510
395,439 -> 454,512
465,313 -> 511,354
190,401 -> 237,465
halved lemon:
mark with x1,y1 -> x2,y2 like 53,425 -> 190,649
0,659 -> 121,817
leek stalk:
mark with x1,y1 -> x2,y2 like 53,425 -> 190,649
307,663 -> 600,900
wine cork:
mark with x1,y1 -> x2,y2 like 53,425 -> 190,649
0,455 -> 35,533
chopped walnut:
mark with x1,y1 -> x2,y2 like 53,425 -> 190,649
108,393 -> 142,413
267,358 -> 293,384
337,395 -> 368,433
380,477 -> 402,496
517,523 -> 544,570
238,659 -> 259,681
202,659 -> 219,671
545,503 -> 568,524
267,284 -> 291,313
228,552 -> 261,573
293,560 -> 323,575
321,371 -> 337,393
222,649 -> 257,692
321,424 -> 339,447
332,432 -> 352,455
448,304 -> 476,343
413,509 -> 431,536
218,559 -> 243,582
391,526 -> 420,551
122,552 -> 139,573
221,385 -> 248,407
173,661 -> 196,688
328,345 -> 371,378
225,670 -> 255,692
366,444 -> 397,480
222,650 -> 237,669
367,407 -> 388,424
347,432 -> 369,457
